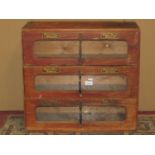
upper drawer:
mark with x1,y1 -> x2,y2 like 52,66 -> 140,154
22,31 -> 80,65
22,30 -> 139,66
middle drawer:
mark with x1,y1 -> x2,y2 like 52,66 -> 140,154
23,66 -> 138,98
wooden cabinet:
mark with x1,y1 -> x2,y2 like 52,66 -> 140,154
22,21 -> 140,132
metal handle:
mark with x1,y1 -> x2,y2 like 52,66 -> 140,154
42,66 -> 60,74
99,67 -> 119,74
43,32 -> 59,39
100,32 -> 119,39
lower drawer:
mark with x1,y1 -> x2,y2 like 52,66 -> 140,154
24,98 -> 137,132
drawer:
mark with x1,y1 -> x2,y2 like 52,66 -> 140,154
24,66 -> 80,98
24,98 -> 137,132
36,107 -> 80,122
35,75 -> 79,91
24,66 -> 138,98
81,66 -> 138,98
25,99 -> 81,129
23,30 -> 139,66
82,40 -> 128,58
22,31 -> 80,65
81,30 -> 139,66
81,75 -> 127,91
33,41 -> 79,58
81,98 -> 137,131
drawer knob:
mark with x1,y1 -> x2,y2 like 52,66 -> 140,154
104,43 -> 110,48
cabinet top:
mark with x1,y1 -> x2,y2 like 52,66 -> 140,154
23,21 -> 139,30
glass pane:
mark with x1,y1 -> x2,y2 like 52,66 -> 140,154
36,106 -> 80,122
33,41 -> 79,58
35,75 -> 79,91
82,41 -> 128,58
82,106 -> 126,122
81,75 -> 127,91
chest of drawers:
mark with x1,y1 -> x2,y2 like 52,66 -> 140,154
22,21 -> 140,132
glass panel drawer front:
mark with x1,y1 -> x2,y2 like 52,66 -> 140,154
23,30 -> 139,66
82,41 -> 128,58
35,75 -> 79,91
81,75 -> 127,91
33,41 -> 79,58
25,98 -> 137,131
82,106 -> 126,122
36,106 -> 80,123
24,66 -> 136,98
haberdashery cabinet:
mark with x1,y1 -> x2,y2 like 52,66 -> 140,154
22,21 -> 140,132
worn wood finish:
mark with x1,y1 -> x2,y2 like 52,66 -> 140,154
23,21 -> 140,132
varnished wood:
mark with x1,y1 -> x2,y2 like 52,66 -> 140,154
23,21 -> 139,30
22,21 -> 140,133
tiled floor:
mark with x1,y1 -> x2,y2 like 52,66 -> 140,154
1,111 -> 155,135
0,111 -> 23,128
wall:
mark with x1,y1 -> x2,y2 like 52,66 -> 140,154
0,19 -> 154,111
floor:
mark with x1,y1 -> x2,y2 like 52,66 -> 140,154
0,111 -> 23,128
1,111 -> 155,135
1,111 -> 155,127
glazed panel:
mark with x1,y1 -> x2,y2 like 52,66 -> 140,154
82,41 -> 128,58
81,75 -> 127,91
33,41 -> 79,58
